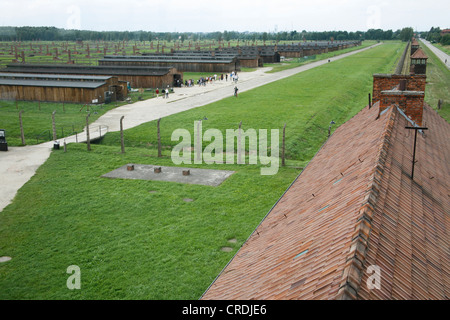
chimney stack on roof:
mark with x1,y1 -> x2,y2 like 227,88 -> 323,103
371,40 -> 429,125
373,73 -> 426,126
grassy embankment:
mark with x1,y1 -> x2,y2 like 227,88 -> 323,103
419,40 -> 450,122
101,42 -> 402,165
0,42 -> 403,299
431,42 -> 450,55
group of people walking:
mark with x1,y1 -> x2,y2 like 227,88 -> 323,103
155,86 -> 170,99
155,70 -> 240,99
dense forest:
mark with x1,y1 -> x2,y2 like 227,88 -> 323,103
0,26 -> 418,42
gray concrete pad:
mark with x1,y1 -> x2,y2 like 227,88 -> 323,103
102,164 -> 235,186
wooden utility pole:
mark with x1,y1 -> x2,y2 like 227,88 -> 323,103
282,123 -> 286,167
86,114 -> 91,151
52,110 -> 57,141
120,116 -> 125,153
196,120 -> 202,163
157,118 -> 162,157
19,110 -> 25,145
238,121 -> 243,164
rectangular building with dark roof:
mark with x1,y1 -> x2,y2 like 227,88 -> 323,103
2,64 -> 181,89
0,72 -> 126,103
99,54 -> 239,73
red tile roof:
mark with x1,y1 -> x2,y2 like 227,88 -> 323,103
411,48 -> 428,59
202,101 -> 449,300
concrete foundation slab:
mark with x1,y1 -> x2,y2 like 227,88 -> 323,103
102,164 -> 235,187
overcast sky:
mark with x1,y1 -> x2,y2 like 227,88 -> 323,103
0,0 -> 448,33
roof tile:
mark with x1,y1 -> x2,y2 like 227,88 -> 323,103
202,93 -> 449,300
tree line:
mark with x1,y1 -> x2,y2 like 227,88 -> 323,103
421,27 -> 450,46
0,26 -> 418,43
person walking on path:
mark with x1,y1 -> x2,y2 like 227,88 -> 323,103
156,88 -> 159,98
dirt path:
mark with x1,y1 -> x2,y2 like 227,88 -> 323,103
0,43 -> 381,212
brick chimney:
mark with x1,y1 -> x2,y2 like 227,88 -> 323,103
373,74 -> 426,125
372,74 -> 426,103
380,89 -> 425,125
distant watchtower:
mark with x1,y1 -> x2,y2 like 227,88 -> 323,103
410,38 -> 420,55
410,48 -> 428,75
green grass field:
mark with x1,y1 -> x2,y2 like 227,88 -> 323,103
0,144 -> 299,299
265,40 -> 378,73
0,42 -> 374,147
0,41 -> 407,299
100,42 -> 403,164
